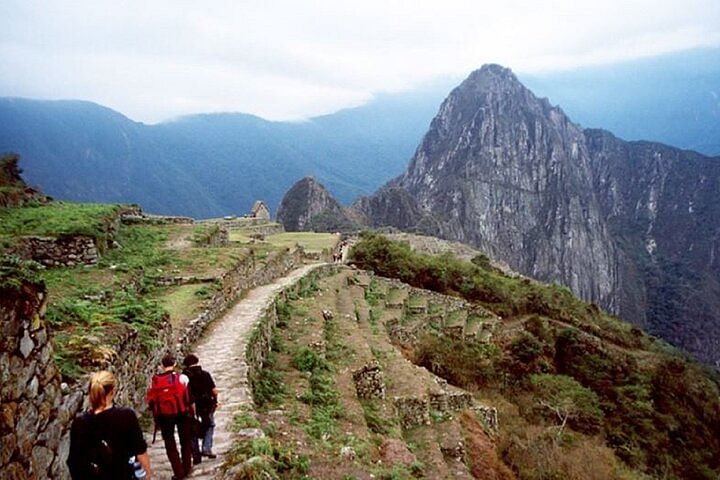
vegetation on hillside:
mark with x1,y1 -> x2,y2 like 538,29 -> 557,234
0,201 -> 123,244
350,233 -> 720,480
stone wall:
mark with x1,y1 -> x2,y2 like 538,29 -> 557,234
176,248 -> 306,352
352,363 -> 386,399
0,274 -> 174,479
8,235 -> 100,268
245,265 -> 339,401
1,280 -> 69,478
6,205 -> 137,269
121,213 -> 194,225
393,396 -> 431,429
193,225 -> 229,248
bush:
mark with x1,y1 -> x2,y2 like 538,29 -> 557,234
292,347 -> 331,373
529,374 -> 604,436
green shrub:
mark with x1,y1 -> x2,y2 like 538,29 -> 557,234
292,347 -> 331,373
529,373 -> 604,437
252,352 -> 286,408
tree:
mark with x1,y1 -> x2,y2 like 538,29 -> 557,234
529,373 -> 603,443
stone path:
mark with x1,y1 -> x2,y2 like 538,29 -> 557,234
146,263 -> 323,479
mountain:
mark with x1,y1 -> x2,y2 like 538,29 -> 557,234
0,86 -> 446,218
276,177 -> 357,232
354,65 -> 720,366
2,47 -> 719,219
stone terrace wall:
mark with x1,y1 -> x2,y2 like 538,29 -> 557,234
1,280 -> 68,478
121,213 -> 194,225
176,248 -> 306,352
9,235 -> 100,268
6,206 -> 137,269
245,264 -> 339,400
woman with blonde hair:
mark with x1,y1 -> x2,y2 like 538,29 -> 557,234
67,370 -> 152,479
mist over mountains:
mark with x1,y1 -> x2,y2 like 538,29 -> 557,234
1,48 -> 719,218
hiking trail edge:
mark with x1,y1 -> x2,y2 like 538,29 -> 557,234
146,263 -> 324,479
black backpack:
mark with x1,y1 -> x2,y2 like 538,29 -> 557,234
82,411 -> 114,478
184,368 -> 217,412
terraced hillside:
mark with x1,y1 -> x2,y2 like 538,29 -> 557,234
232,235 -> 720,480
0,199 -> 338,383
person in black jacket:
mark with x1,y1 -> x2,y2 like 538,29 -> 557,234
183,354 -> 219,461
67,370 -> 152,479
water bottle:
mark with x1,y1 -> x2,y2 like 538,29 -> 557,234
129,456 -> 147,479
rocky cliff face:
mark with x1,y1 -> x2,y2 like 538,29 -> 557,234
356,65 -> 720,366
276,177 -> 357,232
361,65 -> 618,310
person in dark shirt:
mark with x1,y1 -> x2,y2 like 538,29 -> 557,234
183,354 -> 219,461
67,370 -> 152,479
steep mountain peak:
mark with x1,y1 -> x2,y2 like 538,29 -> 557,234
276,177 -> 357,232
465,63 -> 519,86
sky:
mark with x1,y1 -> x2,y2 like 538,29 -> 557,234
1,0 -> 719,123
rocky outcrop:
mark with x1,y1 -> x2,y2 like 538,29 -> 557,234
355,64 -> 720,366
276,177 -> 357,232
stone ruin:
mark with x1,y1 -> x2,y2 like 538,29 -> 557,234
428,390 -> 473,413
473,405 -> 499,433
393,396 -> 431,428
352,362 -> 386,399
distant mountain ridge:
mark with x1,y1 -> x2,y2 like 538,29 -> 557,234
0,89 -> 445,218
1,48 -> 720,219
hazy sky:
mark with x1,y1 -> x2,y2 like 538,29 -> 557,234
1,0 -> 719,123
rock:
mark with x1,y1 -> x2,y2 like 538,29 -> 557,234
340,445 -> 356,461
2,462 -> 26,480
322,309 -> 334,321
26,376 -> 39,399
19,329 -> 34,358
31,445 -> 54,476
0,402 -> 17,433
276,177 -> 358,232
352,363 -> 386,400
236,428 -> 265,440
1,432 -> 17,464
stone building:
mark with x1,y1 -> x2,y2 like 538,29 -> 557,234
249,201 -> 270,220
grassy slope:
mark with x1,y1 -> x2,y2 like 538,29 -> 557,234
346,233 -> 720,480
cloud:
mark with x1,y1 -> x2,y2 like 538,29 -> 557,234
1,0 -> 718,122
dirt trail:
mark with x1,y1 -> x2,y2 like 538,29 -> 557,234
145,263 -> 323,479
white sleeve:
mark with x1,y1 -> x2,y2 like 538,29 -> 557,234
179,374 -> 190,385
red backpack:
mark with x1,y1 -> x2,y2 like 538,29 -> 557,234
147,373 -> 190,417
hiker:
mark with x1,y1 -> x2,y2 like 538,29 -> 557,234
147,354 -> 194,479
183,353 -> 219,463
67,370 -> 152,479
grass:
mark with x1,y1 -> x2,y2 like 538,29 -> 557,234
387,288 -> 406,305
158,284 -> 214,328
0,202 -> 122,241
265,232 -> 340,253
406,295 -> 427,309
